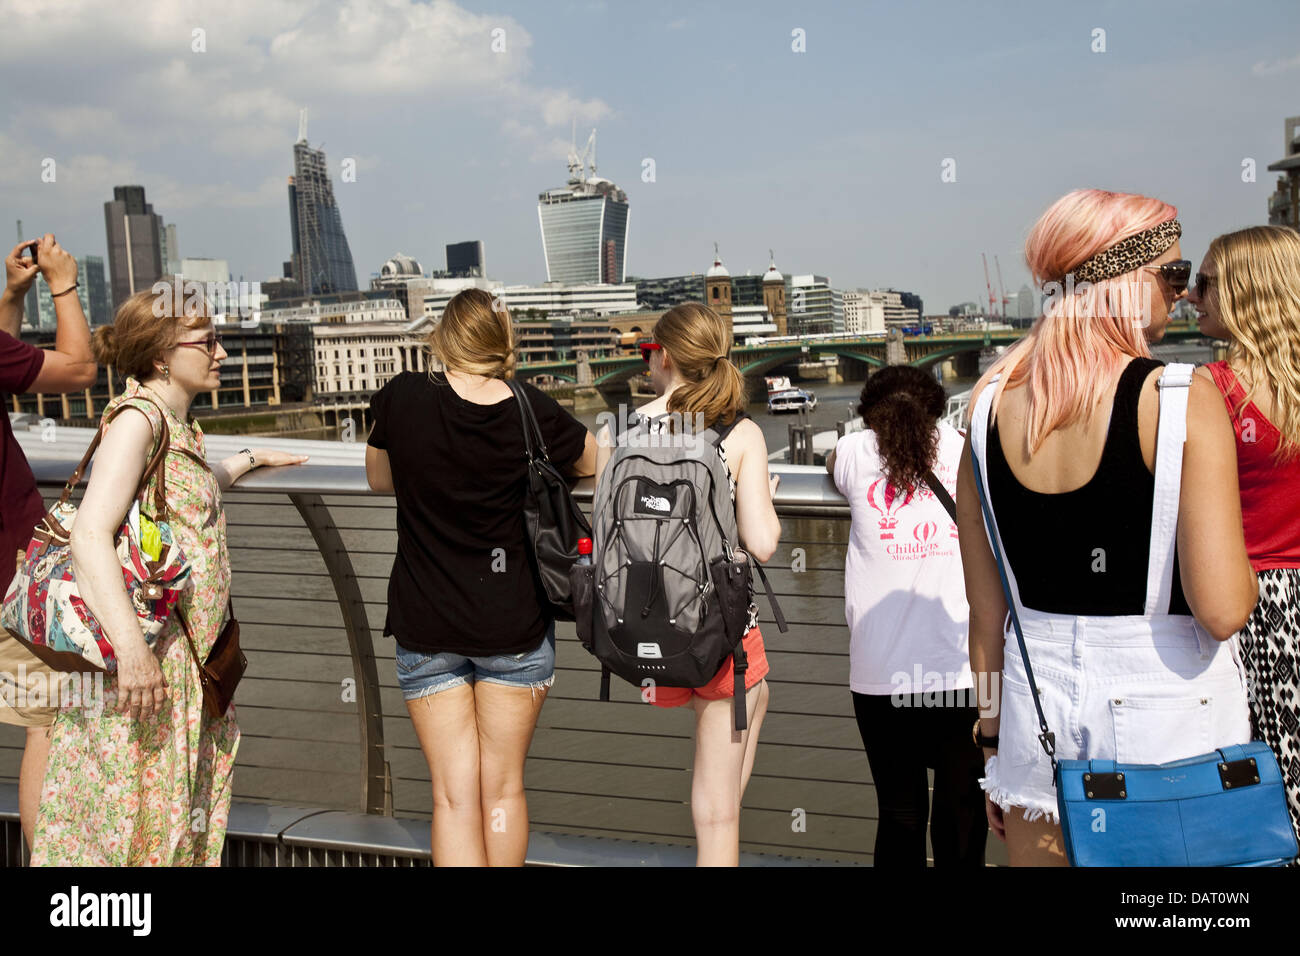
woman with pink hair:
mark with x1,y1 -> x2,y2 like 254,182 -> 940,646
956,189 -> 1257,865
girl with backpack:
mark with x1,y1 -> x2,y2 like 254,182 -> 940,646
593,302 -> 781,866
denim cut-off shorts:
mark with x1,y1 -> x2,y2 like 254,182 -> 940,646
394,620 -> 556,701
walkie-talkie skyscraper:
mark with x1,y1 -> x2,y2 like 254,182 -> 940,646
537,128 -> 629,284
289,110 -> 358,296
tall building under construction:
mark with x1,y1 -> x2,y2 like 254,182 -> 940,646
289,112 -> 358,296
537,128 -> 629,285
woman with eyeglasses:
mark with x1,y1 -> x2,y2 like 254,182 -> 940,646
30,284 -> 308,866
1191,225 -> 1300,851
957,189 -> 1256,865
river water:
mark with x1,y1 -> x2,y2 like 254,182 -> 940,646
263,341 -> 1215,454
565,341 -> 1214,462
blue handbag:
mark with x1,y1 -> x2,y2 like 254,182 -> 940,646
969,438 -> 1299,867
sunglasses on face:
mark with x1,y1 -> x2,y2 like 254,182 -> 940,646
640,342 -> 662,363
174,332 -> 222,357
1144,259 -> 1192,294
1195,272 -> 1217,299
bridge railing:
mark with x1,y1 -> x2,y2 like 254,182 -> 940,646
2,427 -> 1007,866
944,389 -> 973,431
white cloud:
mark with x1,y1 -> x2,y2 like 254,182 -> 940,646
16,106 -> 120,142
500,118 -> 575,165
0,0 -> 612,161
538,90 -> 611,128
1252,52 -> 1300,75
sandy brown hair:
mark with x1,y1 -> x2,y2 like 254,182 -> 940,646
90,278 -> 212,380
655,302 -> 747,430
1207,225 -> 1300,462
425,288 -> 516,380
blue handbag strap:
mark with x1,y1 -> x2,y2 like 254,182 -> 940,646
1091,746 -> 1251,773
1217,744 -> 1248,764
968,411 -> 1058,770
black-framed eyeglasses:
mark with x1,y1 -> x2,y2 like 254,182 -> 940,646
174,333 -> 222,357
1195,272 -> 1217,299
1143,259 -> 1192,294
640,342 -> 662,363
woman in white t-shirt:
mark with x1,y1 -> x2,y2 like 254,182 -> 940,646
827,364 -> 986,867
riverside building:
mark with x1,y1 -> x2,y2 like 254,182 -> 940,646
1267,114 -> 1300,230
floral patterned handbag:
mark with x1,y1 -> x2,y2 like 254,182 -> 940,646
1,397 -> 191,673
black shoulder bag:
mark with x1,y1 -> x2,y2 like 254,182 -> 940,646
507,379 -> 593,621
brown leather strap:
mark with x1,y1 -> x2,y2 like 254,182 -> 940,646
175,607 -> 207,679
176,600 -> 236,670
58,396 -> 172,519
172,446 -> 212,471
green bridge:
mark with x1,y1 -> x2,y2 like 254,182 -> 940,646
518,323 -> 1210,388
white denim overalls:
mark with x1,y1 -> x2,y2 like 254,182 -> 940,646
971,364 -> 1252,822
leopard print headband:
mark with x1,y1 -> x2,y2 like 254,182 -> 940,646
1070,219 -> 1182,284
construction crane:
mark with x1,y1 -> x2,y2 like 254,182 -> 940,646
567,122 -> 597,182
994,255 -> 1012,318
982,253 -> 998,318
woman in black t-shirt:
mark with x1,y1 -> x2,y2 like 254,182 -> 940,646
366,288 -> 596,866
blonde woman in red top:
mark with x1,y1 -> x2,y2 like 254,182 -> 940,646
1192,225 -> 1300,850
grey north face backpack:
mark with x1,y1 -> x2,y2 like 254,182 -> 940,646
569,410 -> 787,731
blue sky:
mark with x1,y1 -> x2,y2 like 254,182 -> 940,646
1,0 -> 1297,312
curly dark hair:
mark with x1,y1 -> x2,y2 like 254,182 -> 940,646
855,365 -> 947,492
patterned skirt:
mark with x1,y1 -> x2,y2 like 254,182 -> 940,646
1237,567 -> 1300,857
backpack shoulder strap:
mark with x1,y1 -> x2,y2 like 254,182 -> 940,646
712,410 -> 749,446
615,409 -> 659,446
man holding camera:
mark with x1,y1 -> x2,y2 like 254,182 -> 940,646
0,235 -> 96,850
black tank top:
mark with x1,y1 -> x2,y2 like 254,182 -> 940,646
986,357 -> 1192,616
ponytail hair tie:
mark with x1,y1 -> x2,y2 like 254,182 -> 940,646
711,354 -> 726,369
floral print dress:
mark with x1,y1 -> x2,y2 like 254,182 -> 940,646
31,377 -> 239,866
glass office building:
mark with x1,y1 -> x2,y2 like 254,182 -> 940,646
538,178 -> 629,285
446,240 -> 485,277
290,140 -> 359,295
103,185 -> 164,311
32,255 -> 110,330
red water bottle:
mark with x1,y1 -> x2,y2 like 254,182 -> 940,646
577,537 -> 593,565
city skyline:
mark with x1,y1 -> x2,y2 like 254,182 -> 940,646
1,0 -> 1298,312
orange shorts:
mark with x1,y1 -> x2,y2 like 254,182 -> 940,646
650,626 -> 769,708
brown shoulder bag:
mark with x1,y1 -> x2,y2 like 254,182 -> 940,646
178,601 -> 246,720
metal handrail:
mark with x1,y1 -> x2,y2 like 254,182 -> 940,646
18,427 -> 853,510
944,388 -> 973,430
290,493 -> 388,813
15,426 -> 854,821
